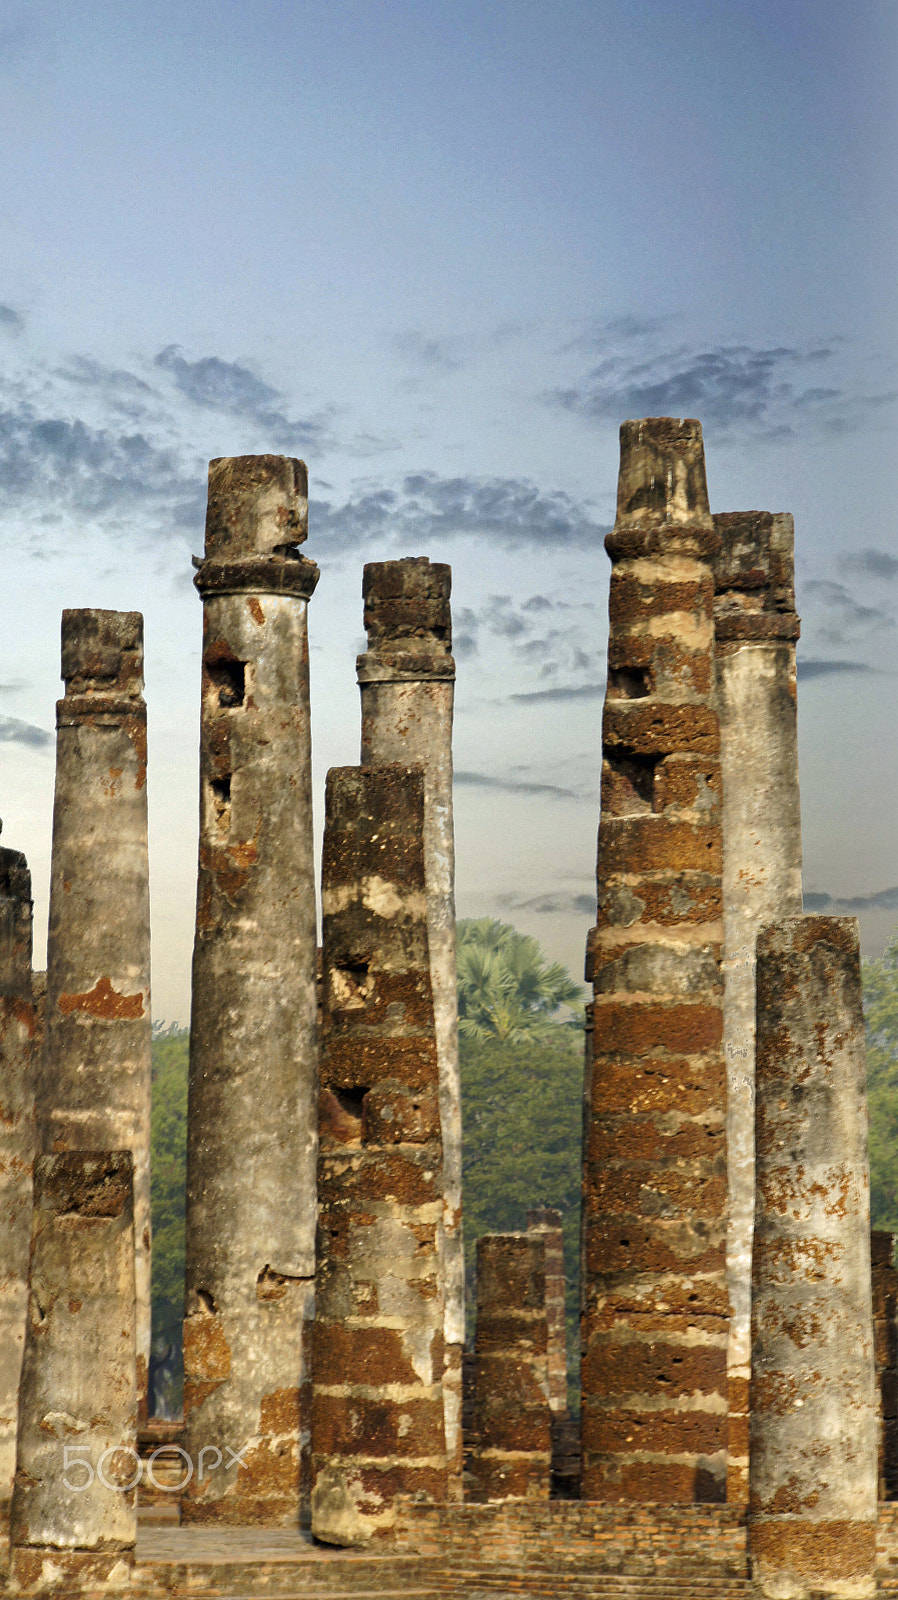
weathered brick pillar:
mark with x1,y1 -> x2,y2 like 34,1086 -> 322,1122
357,558 -> 464,1493
183,456 -> 319,1525
751,917 -> 877,1600
0,848 -> 36,1520
527,1207 -> 567,1414
469,1233 -> 551,1502
713,510 -> 803,1503
581,417 -> 728,1503
41,610 -> 152,1410
9,1151 -> 136,1595
312,765 -> 447,1545
871,1231 -> 898,1500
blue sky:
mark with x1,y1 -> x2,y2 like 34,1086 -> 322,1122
0,0 -> 895,1022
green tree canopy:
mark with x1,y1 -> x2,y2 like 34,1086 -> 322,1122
456,917 -> 584,1042
863,930 -> 898,1234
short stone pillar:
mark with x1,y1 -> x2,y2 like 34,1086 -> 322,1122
526,1207 -> 567,1414
183,456 -> 320,1525
468,1233 -> 550,1502
714,509 -> 803,1503
357,558 -> 464,1493
311,764 -> 447,1546
9,1151 -> 137,1595
0,848 -> 37,1520
871,1231 -> 898,1499
750,917 -> 877,1600
582,418 -> 728,1503
41,610 -> 152,1410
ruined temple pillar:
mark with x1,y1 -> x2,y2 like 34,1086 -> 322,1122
526,1207 -> 567,1415
751,917 -> 877,1600
468,1233 -> 551,1502
41,610 -> 151,1408
312,764 -> 447,1545
713,510 -> 803,1503
9,1151 -> 136,1595
0,848 -> 36,1520
871,1231 -> 898,1500
183,456 -> 319,1525
582,418 -> 728,1503
356,558 -> 464,1492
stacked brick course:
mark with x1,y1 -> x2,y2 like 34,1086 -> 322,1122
873,1231 -> 898,1500
582,418 -> 728,1503
312,763 -> 447,1545
468,1233 -> 551,1503
358,558 -> 464,1493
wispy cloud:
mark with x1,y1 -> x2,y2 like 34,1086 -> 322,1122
840,548 -> 898,582
312,473 -> 606,555
803,579 -> 893,644
154,346 -> 328,451
0,714 -> 51,748
455,769 -> 577,799
547,335 -> 896,438
509,682 -> 605,703
797,658 -> 878,681
393,330 -> 464,372
0,304 -> 24,336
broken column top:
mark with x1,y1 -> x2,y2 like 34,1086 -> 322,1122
60,609 -> 144,699
527,1206 -> 563,1230
713,511 -> 799,641
0,845 -> 32,1000
205,454 -> 309,559
613,417 -> 713,531
359,557 -> 453,680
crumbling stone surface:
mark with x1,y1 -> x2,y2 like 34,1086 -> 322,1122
40,609 -> 152,1413
0,848 -> 36,1522
750,916 -> 877,1600
581,418 -> 728,1504
312,764 -> 447,1546
468,1233 -> 551,1503
183,456 -> 319,1526
526,1208 -> 567,1416
9,1150 -> 136,1591
872,1230 -> 898,1500
357,558 -> 464,1495
713,510 -> 803,1504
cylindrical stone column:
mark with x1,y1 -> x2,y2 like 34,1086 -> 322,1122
714,509 -> 803,1503
9,1151 -> 136,1595
183,455 -> 320,1525
357,558 -> 464,1493
871,1231 -> 898,1500
751,916 -> 877,1600
0,848 -> 36,1521
468,1233 -> 551,1502
526,1207 -> 567,1415
582,418 -> 728,1503
312,764 -> 447,1546
41,610 -> 152,1411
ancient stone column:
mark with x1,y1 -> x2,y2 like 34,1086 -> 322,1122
581,417 -> 728,1503
41,609 -> 152,1409
468,1232 -> 550,1502
871,1231 -> 898,1500
9,1151 -> 136,1595
751,916 -> 877,1600
713,510 -> 803,1503
356,558 -> 464,1492
183,456 -> 319,1525
312,764 -> 447,1546
526,1207 -> 567,1415
0,848 -> 36,1521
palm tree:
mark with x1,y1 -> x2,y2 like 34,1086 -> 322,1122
456,918 -> 583,1042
